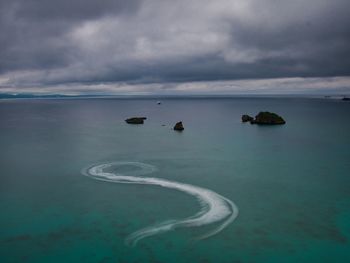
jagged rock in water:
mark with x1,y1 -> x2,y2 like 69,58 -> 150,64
173,121 -> 184,131
125,117 -> 147,124
242,114 -> 254,122
250,112 -> 286,125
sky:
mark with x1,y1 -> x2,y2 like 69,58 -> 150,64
0,0 -> 350,95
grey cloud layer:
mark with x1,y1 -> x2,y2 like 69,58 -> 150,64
0,0 -> 349,89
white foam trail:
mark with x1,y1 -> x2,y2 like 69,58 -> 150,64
83,161 -> 238,246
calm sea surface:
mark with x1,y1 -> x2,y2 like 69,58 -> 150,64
0,97 -> 350,262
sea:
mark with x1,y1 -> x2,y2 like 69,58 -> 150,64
0,97 -> 349,262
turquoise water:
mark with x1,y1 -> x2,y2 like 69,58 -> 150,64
0,97 -> 350,262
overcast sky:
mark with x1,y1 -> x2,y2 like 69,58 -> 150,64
1,0 -> 350,94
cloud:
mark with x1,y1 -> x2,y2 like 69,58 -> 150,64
1,76 -> 349,96
0,0 -> 349,92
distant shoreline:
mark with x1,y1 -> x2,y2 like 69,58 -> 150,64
1,93 -> 349,100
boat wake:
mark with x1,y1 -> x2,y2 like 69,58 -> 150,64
83,161 -> 238,246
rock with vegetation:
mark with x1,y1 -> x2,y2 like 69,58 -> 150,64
241,114 -> 254,122
125,117 -> 147,124
250,112 -> 286,125
173,121 -> 184,131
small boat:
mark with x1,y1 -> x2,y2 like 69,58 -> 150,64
157,101 -> 162,105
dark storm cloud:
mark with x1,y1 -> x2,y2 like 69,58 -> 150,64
0,0 -> 349,91
0,0 -> 140,22
13,0 -> 140,21
0,0 -> 141,73
226,0 -> 350,76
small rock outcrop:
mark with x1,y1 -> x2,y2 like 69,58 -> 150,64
242,114 -> 254,122
125,117 -> 147,124
174,121 -> 184,131
342,97 -> 350,101
250,112 -> 286,125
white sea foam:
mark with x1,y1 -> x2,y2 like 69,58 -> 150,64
83,161 -> 238,246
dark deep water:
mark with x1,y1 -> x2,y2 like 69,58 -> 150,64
0,97 -> 350,262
